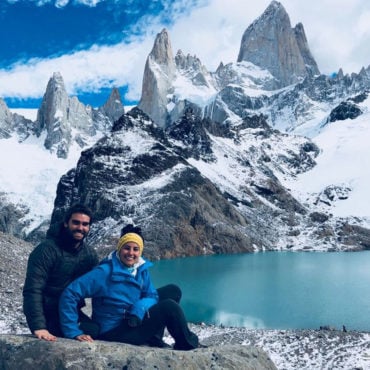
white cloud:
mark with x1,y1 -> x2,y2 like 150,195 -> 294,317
55,0 -> 69,7
0,39 -> 153,103
7,0 -> 104,6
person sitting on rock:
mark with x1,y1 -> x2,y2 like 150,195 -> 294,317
23,203 -> 100,342
59,224 -> 199,350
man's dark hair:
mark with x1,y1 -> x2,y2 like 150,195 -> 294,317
64,203 -> 93,224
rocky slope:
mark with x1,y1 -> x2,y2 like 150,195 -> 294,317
47,100 -> 370,259
47,106 -> 329,260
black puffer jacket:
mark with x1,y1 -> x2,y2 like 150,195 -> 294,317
23,223 -> 99,333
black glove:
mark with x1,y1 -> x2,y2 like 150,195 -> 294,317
126,314 -> 142,328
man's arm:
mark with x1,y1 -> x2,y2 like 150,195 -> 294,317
23,242 -> 56,339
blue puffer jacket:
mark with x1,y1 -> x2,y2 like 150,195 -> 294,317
59,251 -> 158,338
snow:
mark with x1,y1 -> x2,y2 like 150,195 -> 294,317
10,108 -> 38,121
171,72 -> 218,108
282,95 -> 370,223
187,325 -> 370,370
0,133 -> 81,233
4,95 -> 370,236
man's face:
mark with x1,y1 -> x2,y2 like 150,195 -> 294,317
64,212 -> 91,244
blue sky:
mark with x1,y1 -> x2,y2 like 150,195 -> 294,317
1,0 -> 369,108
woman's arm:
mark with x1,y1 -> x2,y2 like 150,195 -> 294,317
59,268 -> 103,339
129,270 -> 159,320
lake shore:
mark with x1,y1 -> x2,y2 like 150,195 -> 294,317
182,324 -> 370,370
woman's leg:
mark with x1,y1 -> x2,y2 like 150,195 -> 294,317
99,299 -> 198,350
146,284 -> 182,347
147,299 -> 198,350
157,284 -> 182,303
78,310 -> 100,339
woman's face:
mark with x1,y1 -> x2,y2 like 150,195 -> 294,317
119,242 -> 140,267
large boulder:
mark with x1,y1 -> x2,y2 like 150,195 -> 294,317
0,335 -> 277,370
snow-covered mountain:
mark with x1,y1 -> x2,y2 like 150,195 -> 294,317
0,0 -> 369,256
0,72 -> 124,241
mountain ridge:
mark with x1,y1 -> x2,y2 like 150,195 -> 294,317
0,1 -> 369,256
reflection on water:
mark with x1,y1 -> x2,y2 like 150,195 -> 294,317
150,251 -> 370,330
213,311 -> 265,328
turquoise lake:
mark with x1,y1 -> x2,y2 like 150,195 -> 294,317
150,251 -> 370,331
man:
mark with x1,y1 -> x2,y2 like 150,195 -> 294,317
23,203 -> 99,341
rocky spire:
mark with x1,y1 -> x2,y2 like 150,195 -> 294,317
36,72 -> 95,158
293,22 -> 320,77
0,99 -> 15,139
138,28 -> 176,127
99,87 -> 125,123
237,1 -> 319,87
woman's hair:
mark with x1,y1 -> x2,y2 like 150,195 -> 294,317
120,224 -> 143,241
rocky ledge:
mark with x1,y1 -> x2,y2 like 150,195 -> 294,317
0,334 -> 277,370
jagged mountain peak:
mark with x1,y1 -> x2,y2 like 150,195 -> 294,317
98,87 -> 125,124
293,22 -> 320,77
49,71 -> 65,88
35,72 -> 96,158
138,28 -> 176,127
175,50 -> 202,70
149,28 -> 175,69
237,1 -> 319,87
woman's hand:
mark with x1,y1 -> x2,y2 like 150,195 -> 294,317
75,334 -> 94,342
126,314 -> 142,327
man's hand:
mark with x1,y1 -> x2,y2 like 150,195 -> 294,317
75,334 -> 94,342
34,329 -> 57,341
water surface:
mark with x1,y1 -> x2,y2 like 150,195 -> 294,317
150,251 -> 370,331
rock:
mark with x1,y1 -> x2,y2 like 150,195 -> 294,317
237,1 -> 319,87
327,101 -> 362,123
0,98 -> 33,141
0,335 -> 277,370
96,88 -> 125,126
138,28 -> 176,127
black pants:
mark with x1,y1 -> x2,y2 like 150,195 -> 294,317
98,284 -> 198,350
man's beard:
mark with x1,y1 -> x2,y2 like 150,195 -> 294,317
65,228 -> 87,243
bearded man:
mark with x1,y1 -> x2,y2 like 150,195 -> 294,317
23,203 -> 99,341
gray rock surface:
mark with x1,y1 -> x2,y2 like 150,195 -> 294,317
0,335 -> 277,370
0,98 -> 33,141
138,28 -> 176,127
237,1 -> 319,87
36,72 -> 96,158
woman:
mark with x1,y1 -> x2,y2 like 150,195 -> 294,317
59,224 -> 199,350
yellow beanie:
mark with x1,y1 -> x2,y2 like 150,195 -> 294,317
117,232 -> 144,255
